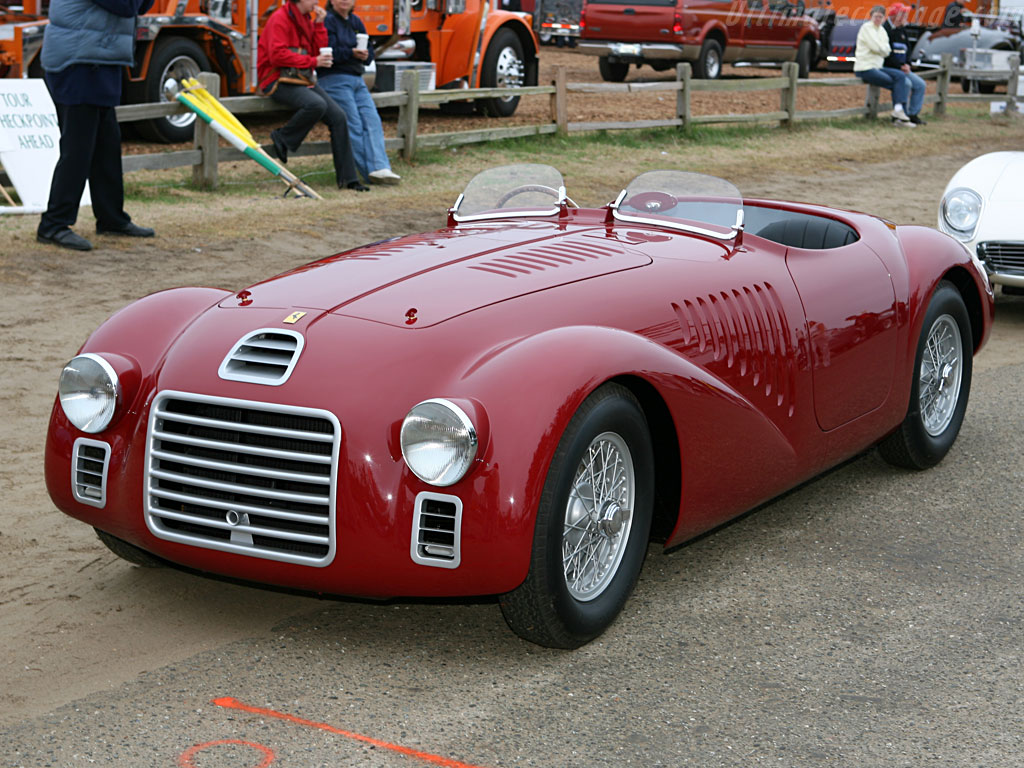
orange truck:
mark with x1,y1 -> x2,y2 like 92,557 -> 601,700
1,0 -> 538,141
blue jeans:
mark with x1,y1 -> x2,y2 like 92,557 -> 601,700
903,70 -> 926,116
856,67 -> 911,112
319,73 -> 391,180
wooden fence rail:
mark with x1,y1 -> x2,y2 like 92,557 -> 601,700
113,52 -> 1018,190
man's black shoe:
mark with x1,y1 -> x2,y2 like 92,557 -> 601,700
909,114 -> 927,125
270,129 -> 288,164
345,181 -> 370,192
96,222 -> 155,237
37,229 -> 93,251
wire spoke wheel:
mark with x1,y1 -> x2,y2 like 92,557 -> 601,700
918,314 -> 963,436
562,432 -> 634,601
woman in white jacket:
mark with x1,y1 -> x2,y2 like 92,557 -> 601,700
853,6 -> 914,126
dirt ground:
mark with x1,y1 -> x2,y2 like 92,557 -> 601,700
1,87 -> 1023,727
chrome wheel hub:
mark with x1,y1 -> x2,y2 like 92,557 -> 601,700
563,432 -> 635,601
919,313 -> 963,436
494,47 -> 524,102
161,55 -> 201,128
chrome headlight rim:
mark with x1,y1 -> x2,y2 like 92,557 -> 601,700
940,187 -> 983,241
400,398 -> 478,487
59,353 -> 120,434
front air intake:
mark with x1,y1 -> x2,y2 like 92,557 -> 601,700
72,438 -> 111,507
411,492 -> 463,568
218,328 -> 304,385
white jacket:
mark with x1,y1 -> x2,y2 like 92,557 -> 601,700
854,21 -> 892,71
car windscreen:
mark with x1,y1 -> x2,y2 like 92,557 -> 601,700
612,170 -> 743,239
451,164 -> 566,221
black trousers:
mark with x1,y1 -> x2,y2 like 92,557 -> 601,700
270,82 -> 358,187
39,103 -> 131,237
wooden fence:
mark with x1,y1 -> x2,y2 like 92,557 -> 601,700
115,52 -> 1020,190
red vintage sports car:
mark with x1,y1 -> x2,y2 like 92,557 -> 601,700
46,165 -> 993,648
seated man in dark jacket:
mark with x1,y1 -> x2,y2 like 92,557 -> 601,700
884,3 -> 927,124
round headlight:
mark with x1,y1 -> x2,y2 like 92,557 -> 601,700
59,353 -> 119,433
400,399 -> 478,486
941,188 -> 982,239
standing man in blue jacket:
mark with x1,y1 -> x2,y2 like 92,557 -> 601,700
36,0 -> 156,251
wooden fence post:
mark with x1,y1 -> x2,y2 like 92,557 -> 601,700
552,65 -> 568,135
935,53 -> 951,117
781,61 -> 798,128
865,84 -> 880,119
191,72 -> 221,189
676,62 -> 691,131
1006,53 -> 1020,115
397,69 -> 420,162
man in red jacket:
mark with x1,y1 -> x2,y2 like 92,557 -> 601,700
258,0 -> 367,191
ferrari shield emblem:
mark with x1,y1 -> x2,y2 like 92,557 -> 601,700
283,311 -> 307,324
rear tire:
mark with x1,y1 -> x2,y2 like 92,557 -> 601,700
500,384 -> 654,648
598,56 -> 629,82
95,528 -> 164,568
135,37 -> 210,143
797,38 -> 813,78
694,38 -> 723,79
878,281 -> 972,470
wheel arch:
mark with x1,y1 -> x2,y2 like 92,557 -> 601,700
479,17 -> 539,87
700,22 -> 728,50
942,265 -> 987,353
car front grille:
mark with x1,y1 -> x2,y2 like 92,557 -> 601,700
978,242 -> 1024,276
146,391 -> 340,566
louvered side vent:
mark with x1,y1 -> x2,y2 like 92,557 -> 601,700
411,492 -> 462,569
218,328 -> 305,386
145,391 -> 340,566
72,438 -> 111,508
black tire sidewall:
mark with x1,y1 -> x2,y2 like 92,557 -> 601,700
697,39 -> 722,79
905,282 -> 973,465
142,38 -> 210,142
480,28 -> 524,117
538,388 -> 654,641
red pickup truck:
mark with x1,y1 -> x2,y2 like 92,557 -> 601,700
577,0 -> 820,81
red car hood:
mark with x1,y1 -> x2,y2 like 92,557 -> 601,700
219,221 -> 653,328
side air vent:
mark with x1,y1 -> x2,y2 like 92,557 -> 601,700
219,328 -> 304,386
411,492 -> 462,568
72,438 -> 111,507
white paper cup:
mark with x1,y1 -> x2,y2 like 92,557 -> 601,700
355,33 -> 369,50
320,47 -> 333,58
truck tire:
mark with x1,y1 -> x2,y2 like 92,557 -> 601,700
694,38 -> 722,79
598,56 -> 629,82
478,28 -> 526,117
136,38 -> 211,143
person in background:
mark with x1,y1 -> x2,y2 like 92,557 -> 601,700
884,3 -> 927,125
258,0 -> 368,191
943,0 -> 967,27
317,0 -> 401,185
36,0 -> 156,252
854,5 -> 915,127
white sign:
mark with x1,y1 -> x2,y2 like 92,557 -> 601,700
0,79 -> 90,214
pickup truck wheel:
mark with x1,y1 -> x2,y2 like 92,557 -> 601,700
136,38 -> 210,143
695,38 -> 722,79
598,56 -> 630,82
478,28 -> 525,117
797,38 -> 813,78
960,79 -> 997,94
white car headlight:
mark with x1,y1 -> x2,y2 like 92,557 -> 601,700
400,399 -> 478,486
940,187 -> 982,241
59,353 -> 119,433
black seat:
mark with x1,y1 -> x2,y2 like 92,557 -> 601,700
746,208 -> 858,250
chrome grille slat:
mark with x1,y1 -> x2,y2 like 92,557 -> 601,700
150,429 -> 333,463
147,392 -> 339,566
152,407 -> 335,442
979,241 -> 1024,274
150,467 -> 330,503
149,448 -> 331,484
150,508 -> 330,544
150,488 -> 328,524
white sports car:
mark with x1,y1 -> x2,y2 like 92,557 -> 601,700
939,151 -> 1024,295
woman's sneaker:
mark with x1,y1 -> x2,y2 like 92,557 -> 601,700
891,104 -> 911,122
369,169 -> 401,184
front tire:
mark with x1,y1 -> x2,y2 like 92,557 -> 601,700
478,28 -> 526,117
878,281 -> 973,470
797,38 -> 813,79
500,384 -> 654,648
